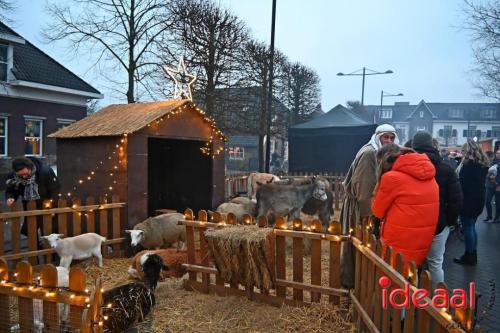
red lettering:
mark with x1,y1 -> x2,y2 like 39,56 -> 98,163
389,283 -> 410,309
432,288 -> 449,308
412,289 -> 430,309
450,289 -> 466,309
469,282 -> 475,309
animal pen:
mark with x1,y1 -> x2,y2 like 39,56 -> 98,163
0,195 -> 124,332
179,208 -> 474,333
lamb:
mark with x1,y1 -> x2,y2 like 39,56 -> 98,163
126,212 -> 186,250
42,233 -> 106,268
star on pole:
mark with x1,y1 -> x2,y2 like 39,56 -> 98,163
164,57 -> 197,101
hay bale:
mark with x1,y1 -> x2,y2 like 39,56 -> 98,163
204,226 -> 275,290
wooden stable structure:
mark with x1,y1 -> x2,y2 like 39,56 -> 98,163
0,259 -> 103,333
179,209 -> 474,333
0,196 -> 126,265
49,100 -> 226,228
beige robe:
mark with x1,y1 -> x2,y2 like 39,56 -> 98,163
339,143 -> 377,288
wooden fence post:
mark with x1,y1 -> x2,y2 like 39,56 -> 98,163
69,268 -> 87,331
403,261 -> 418,333
72,198 -> 82,237
198,210 -> 210,294
16,261 -> 34,333
58,199 -> 68,240
41,264 -> 59,331
310,219 -> 322,303
26,201 -> 38,265
85,197 -> 96,234
184,209 -> 196,283
391,252 -> 405,333
275,217 -> 287,298
0,258 -> 11,332
328,220 -> 341,305
292,218 -> 304,302
112,195 -> 121,257
382,246 -> 393,333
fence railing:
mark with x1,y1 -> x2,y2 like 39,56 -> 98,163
224,173 -> 346,209
179,209 -> 472,333
0,258 -> 103,333
0,195 -> 126,265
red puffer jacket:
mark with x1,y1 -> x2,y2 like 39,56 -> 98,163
372,153 -> 439,269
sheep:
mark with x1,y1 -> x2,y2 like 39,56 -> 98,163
208,201 -> 256,224
229,196 -> 253,205
128,251 -> 169,290
247,172 -> 280,201
128,249 -> 198,285
125,212 -> 186,250
102,282 -> 155,333
42,233 -> 106,268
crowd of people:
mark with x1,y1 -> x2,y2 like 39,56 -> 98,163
341,124 -> 497,289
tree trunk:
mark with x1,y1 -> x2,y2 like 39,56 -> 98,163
127,0 -> 136,104
258,134 -> 265,172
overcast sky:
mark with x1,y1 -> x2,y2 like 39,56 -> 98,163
8,0 -> 495,111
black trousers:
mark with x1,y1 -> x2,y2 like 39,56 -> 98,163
485,187 -> 495,219
495,192 -> 500,220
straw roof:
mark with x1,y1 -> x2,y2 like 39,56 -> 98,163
49,99 -> 198,138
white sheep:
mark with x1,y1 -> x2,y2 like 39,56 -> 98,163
42,233 -> 106,268
126,212 -> 186,249
209,200 -> 256,224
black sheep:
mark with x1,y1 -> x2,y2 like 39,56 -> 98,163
141,253 -> 169,290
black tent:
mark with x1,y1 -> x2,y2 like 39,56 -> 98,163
288,105 -> 377,173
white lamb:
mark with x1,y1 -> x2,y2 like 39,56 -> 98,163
42,233 -> 106,268
126,213 -> 186,249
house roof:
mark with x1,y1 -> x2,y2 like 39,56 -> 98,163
227,135 -> 259,147
291,104 -> 372,129
0,21 -> 100,95
49,100 -> 205,138
365,100 -> 500,122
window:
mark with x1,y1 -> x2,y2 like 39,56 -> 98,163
228,146 -> 244,160
0,117 -> 7,156
416,126 -> 426,131
481,109 -> 496,119
57,119 -> 75,130
443,125 -> 452,138
0,44 -> 7,81
24,119 -> 42,156
449,109 -> 464,118
492,126 -> 500,137
464,126 -> 476,138
379,109 -> 393,119
395,126 -> 406,142
419,111 -> 424,118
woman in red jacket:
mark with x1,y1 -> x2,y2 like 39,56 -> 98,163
372,144 -> 439,272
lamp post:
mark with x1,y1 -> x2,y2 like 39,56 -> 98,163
337,67 -> 394,106
265,0 -> 277,173
378,90 -> 403,124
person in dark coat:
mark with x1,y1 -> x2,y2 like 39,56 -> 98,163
454,141 -> 490,266
484,151 -> 497,222
5,157 -> 60,244
412,131 -> 463,287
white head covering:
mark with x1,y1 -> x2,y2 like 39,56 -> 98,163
368,124 -> 399,150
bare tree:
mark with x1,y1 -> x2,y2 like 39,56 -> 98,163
463,0 -> 500,100
281,62 -> 321,126
0,0 -> 15,22
158,0 -> 248,116
236,39 -> 288,171
43,0 -> 172,103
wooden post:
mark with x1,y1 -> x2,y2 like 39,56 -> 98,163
292,218 -> 304,302
275,217 -> 286,298
373,238 -> 385,330
85,197 -> 95,233
199,213 -> 210,294
41,264 -> 59,331
382,246 -> 393,333
403,261 -> 418,333
72,198 -> 82,237
391,252 -> 404,333
334,174 -> 340,210
328,220 -> 341,305
310,220 -> 322,303
69,268 -> 87,330
363,234 -> 377,323
417,270 -> 432,333
99,202 -> 109,257
58,199 -> 68,239
112,195 -> 121,256
184,209 -> 197,283
43,211 -> 54,264
16,261 -> 34,333
0,258 -> 11,332
434,282 -> 450,333
26,201 -> 38,265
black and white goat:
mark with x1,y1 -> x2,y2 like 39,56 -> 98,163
103,254 -> 168,332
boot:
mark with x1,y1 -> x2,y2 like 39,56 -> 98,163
453,252 -> 477,266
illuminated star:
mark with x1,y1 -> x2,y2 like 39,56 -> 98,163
164,57 -> 197,100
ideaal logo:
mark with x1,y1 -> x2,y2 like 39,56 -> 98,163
379,276 -> 475,310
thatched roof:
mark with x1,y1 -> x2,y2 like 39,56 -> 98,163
49,100 -> 199,138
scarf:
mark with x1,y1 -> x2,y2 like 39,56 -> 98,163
368,124 -> 399,151
7,166 -> 41,201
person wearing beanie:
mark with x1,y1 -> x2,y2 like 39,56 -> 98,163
412,131 -> 463,287
340,124 -> 398,288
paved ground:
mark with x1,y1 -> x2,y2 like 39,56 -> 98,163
444,210 -> 500,333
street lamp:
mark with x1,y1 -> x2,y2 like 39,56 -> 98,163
337,67 -> 394,106
378,90 -> 403,124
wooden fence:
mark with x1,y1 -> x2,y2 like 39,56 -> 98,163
179,209 -> 472,333
181,208 -> 349,307
0,258 -> 103,333
224,172 -> 346,209
0,195 -> 126,266
351,219 -> 473,333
